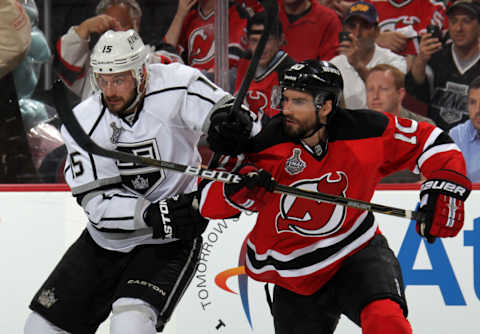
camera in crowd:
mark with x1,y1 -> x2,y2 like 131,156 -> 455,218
426,24 -> 441,40
338,31 -> 352,43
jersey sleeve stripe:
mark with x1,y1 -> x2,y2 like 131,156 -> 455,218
70,176 -> 122,195
99,216 -> 135,221
422,127 -> 443,152
145,86 -> 188,97
415,143 -> 461,173
187,91 -> 216,105
89,223 -> 149,234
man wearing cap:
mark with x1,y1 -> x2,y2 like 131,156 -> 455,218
406,0 -> 480,131
330,1 -> 407,109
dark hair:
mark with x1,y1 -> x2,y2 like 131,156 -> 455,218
246,11 -> 282,38
470,76 -> 480,92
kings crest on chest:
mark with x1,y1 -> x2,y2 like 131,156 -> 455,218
115,138 -> 165,196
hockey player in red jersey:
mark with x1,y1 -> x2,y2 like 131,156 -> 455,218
163,0 -> 250,72
202,60 -> 471,333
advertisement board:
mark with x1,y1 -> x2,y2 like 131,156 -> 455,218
1,187 -> 479,333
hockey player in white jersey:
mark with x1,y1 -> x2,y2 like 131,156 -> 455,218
24,29 -> 254,333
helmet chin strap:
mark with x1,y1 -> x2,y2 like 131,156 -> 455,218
299,97 -> 327,140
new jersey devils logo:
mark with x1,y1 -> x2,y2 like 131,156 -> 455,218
379,16 -> 420,32
188,25 -> 215,66
276,172 -> 348,237
245,90 -> 268,114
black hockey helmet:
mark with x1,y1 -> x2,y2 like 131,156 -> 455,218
280,60 -> 343,110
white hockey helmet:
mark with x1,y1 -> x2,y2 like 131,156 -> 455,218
90,29 -> 149,107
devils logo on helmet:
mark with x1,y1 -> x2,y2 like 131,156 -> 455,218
276,172 -> 348,237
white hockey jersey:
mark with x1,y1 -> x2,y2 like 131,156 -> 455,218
61,63 -> 230,252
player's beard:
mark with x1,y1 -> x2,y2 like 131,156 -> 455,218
282,114 -> 318,139
105,91 -> 137,117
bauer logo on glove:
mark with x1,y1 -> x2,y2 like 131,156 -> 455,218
416,169 -> 472,243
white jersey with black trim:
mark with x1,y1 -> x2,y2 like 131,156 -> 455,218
61,63 -> 229,252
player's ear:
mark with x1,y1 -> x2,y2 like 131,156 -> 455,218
319,100 -> 333,120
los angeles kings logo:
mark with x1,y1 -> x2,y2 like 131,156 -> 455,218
276,172 -> 348,236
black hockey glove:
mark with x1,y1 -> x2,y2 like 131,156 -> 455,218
415,169 -> 471,243
144,191 -> 209,240
224,164 -> 277,211
207,97 -> 255,155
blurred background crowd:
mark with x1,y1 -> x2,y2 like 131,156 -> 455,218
1,0 -> 479,184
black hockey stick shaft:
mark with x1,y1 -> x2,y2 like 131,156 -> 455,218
53,81 -> 422,221
231,0 -> 278,116
208,0 -> 278,169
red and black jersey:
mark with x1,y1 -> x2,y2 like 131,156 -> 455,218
277,0 -> 342,62
235,51 -> 296,118
177,2 -> 248,71
367,0 -> 447,55
200,109 -> 466,295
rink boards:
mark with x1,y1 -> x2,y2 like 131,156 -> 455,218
1,187 -> 479,333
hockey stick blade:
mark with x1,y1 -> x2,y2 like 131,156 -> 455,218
52,81 -> 422,221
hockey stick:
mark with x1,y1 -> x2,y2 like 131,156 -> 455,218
208,0 -> 279,168
52,81 -> 422,221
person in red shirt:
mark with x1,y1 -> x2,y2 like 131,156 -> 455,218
235,11 -> 296,119
278,0 -> 342,61
202,60 -> 471,333
367,0 -> 447,60
163,0 -> 251,72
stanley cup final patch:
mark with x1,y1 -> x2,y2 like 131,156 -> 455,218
110,122 -> 123,144
285,148 -> 306,175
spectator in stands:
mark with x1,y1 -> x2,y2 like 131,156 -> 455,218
449,75 -> 480,182
366,0 -> 447,66
406,0 -> 480,132
235,11 -> 296,119
366,64 -> 434,183
367,64 -> 434,124
330,1 -> 406,109
278,0 -> 342,62
55,0 -> 142,101
0,0 -> 31,79
163,0 -> 252,76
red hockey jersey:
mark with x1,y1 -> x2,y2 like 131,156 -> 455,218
235,51 -> 296,118
178,3 -> 247,71
367,0 -> 447,55
200,109 -> 466,295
